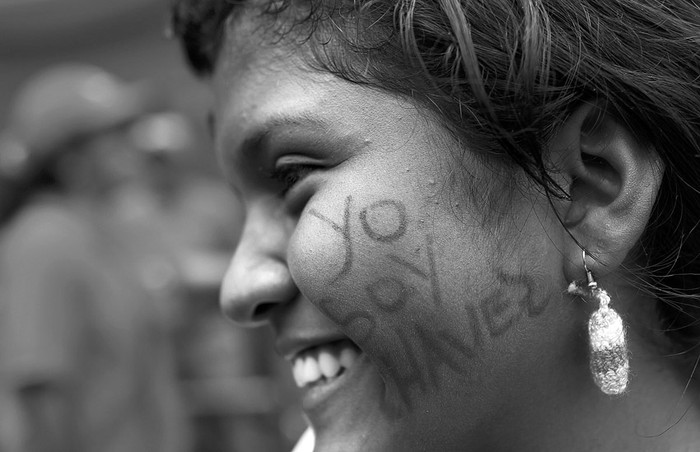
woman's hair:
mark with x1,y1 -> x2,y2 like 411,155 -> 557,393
170,0 -> 700,358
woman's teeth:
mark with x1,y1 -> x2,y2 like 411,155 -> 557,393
292,342 -> 360,388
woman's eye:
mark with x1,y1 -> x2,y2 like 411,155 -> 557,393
269,163 -> 317,196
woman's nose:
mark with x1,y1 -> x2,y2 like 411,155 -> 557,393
220,213 -> 297,327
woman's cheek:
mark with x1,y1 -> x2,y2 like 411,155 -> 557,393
287,195 -> 421,334
287,206 -> 352,300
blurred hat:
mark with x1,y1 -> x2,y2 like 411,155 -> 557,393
0,63 -> 154,179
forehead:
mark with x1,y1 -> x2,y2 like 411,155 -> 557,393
209,22 -> 454,179
211,41 -> 428,157
211,6 -> 311,107
210,9 -> 368,128
216,3 -> 311,65
207,3 -> 473,172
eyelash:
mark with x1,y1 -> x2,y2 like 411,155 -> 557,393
269,163 -> 317,195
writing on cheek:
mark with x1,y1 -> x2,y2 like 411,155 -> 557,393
309,196 -> 415,279
479,269 -> 547,338
379,319 -> 471,415
310,196 -> 442,307
308,196 -> 353,282
386,235 -> 442,308
366,277 -> 410,312
310,196 -> 548,417
318,298 -> 377,343
359,200 -> 407,243
369,269 -> 543,414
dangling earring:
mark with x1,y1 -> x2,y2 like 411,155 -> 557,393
567,250 -> 629,395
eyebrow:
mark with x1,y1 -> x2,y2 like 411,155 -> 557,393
237,112 -> 335,160
217,109 -> 366,185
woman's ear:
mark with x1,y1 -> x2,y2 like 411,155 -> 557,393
548,101 -> 664,280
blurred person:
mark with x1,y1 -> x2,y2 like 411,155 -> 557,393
0,63 -> 191,452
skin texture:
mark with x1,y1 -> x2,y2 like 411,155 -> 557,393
212,11 -> 700,452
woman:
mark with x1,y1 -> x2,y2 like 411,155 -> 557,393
170,1 -> 700,450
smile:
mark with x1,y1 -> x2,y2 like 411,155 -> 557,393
291,339 -> 361,388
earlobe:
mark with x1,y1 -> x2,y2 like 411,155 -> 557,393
549,101 -> 664,279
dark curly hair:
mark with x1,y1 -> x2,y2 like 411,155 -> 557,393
169,0 -> 700,361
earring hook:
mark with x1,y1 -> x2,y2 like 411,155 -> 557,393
582,249 -> 597,289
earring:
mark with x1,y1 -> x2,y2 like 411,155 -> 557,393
567,250 -> 629,395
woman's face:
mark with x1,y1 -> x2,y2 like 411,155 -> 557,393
213,17 -> 585,452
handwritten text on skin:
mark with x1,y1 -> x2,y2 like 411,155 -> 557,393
309,196 -> 547,416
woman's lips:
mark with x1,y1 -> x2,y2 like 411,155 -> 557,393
291,339 -> 361,388
284,337 -> 376,425
276,325 -> 395,451
276,323 -> 386,441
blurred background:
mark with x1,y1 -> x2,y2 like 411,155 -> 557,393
0,1 -> 304,451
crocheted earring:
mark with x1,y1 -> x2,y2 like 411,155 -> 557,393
567,250 -> 629,395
